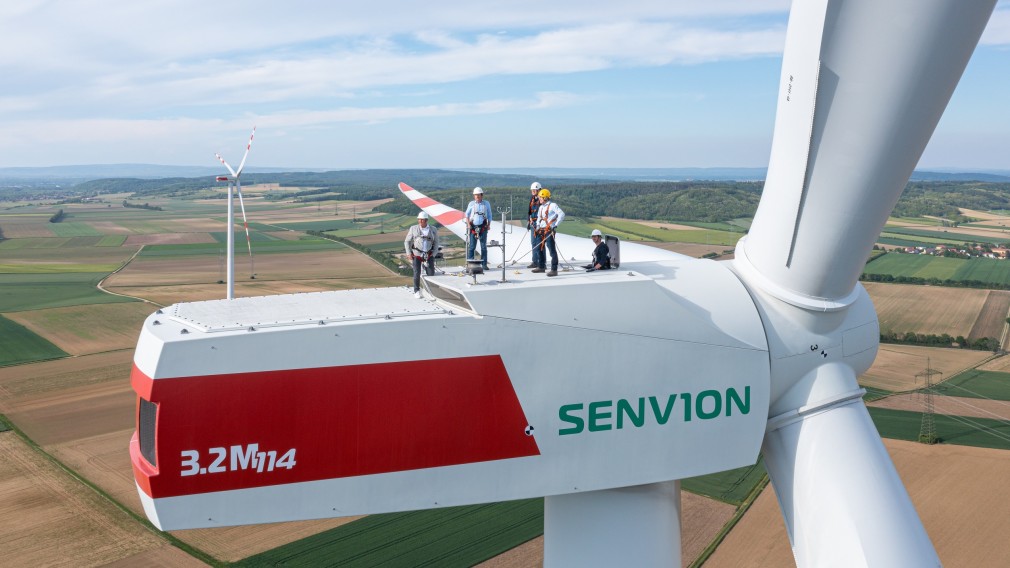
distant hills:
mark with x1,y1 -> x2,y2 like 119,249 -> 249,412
2,164 -> 1009,184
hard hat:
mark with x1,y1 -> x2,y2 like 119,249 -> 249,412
473,187 -> 484,195
590,229 -> 602,237
538,188 -> 551,199
530,182 -> 542,191
417,211 -> 429,219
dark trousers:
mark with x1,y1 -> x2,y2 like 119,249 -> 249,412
468,229 -> 488,269
412,254 -> 434,292
529,224 -> 542,266
537,230 -> 558,270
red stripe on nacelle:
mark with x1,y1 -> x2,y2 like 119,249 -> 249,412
132,356 -> 539,498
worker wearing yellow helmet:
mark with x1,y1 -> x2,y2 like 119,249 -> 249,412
526,182 -> 543,268
532,188 -> 565,277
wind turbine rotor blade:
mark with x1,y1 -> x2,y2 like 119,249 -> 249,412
763,363 -> 937,566
235,126 -> 256,177
738,0 -> 996,310
235,181 -> 254,262
215,153 -> 237,178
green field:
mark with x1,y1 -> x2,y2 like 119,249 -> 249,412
877,232 -> 958,246
862,386 -> 893,402
862,253 -> 1010,286
596,218 -> 741,246
234,499 -> 543,567
0,262 -> 122,273
96,235 -> 127,246
138,238 -> 346,257
681,458 -> 767,506
0,314 -> 68,366
0,272 -> 136,312
0,414 -> 10,432
868,407 -> 1010,450
884,226 -> 1008,245
49,222 -> 104,237
932,370 -> 1010,401
208,230 -> 282,243
269,219 -> 364,232
0,237 -> 73,250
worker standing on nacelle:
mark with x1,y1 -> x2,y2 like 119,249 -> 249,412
404,211 -> 439,298
465,187 -> 492,270
527,182 -> 543,269
533,188 -> 565,277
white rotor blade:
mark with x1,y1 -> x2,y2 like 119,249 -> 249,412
216,153 -> 237,178
234,180 -> 254,262
235,126 -> 256,177
738,0 -> 996,311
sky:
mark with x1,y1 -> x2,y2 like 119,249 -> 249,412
1,0 -> 1008,170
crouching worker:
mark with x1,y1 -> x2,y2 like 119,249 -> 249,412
584,229 -> 611,271
405,211 -> 439,298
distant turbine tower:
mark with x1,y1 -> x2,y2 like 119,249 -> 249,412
215,127 -> 257,299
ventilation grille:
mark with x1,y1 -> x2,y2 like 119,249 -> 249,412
139,398 -> 157,467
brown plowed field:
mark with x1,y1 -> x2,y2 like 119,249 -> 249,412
0,433 -> 197,567
3,302 -> 153,355
863,282 -> 988,337
967,290 -> 1010,341
478,490 -> 735,567
124,233 -> 217,246
646,242 -> 733,259
859,345 -> 992,392
706,439 -> 1010,567
868,393 -> 1010,421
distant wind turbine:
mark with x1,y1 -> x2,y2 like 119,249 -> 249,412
215,127 -> 257,299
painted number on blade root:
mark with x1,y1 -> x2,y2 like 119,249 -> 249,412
180,444 -> 297,477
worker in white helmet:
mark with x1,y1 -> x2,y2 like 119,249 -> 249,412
583,229 -> 611,271
532,188 -> 565,276
404,211 -> 439,298
465,187 -> 492,270
526,182 -> 543,268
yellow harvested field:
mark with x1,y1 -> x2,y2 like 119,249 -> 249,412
3,302 -> 154,355
478,491 -> 735,567
864,282 -> 988,337
0,350 -> 133,402
706,440 -> 1010,568
106,249 -> 390,287
978,353 -> 1010,372
960,208 -> 1010,222
125,233 -> 217,246
860,345 -> 992,392
869,393 -> 1010,421
0,433 -> 199,567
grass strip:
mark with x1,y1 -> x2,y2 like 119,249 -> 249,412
0,413 -> 222,566
868,407 -> 1010,450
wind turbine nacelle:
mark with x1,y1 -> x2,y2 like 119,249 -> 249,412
131,260 -> 771,530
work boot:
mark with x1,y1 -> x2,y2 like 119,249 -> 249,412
531,267 -> 545,273
526,262 -> 537,268
546,270 -> 558,277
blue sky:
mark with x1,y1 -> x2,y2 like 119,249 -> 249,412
1,0 -> 1007,170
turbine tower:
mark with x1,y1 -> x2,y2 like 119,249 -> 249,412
129,2 -> 996,566
215,126 -> 257,299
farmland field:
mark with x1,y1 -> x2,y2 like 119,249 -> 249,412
966,290 -> 1010,341
0,433 -> 203,567
595,217 -> 741,245
863,282 -> 988,337
858,344 -> 993,392
233,500 -> 544,568
3,302 -> 155,356
49,221 -> 104,237
705,439 -> 1010,567
868,408 -> 1010,450
0,272 -> 137,312
0,315 -> 68,366
932,369 -> 1010,401
864,253 -> 1010,286
869,393 -> 1010,421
